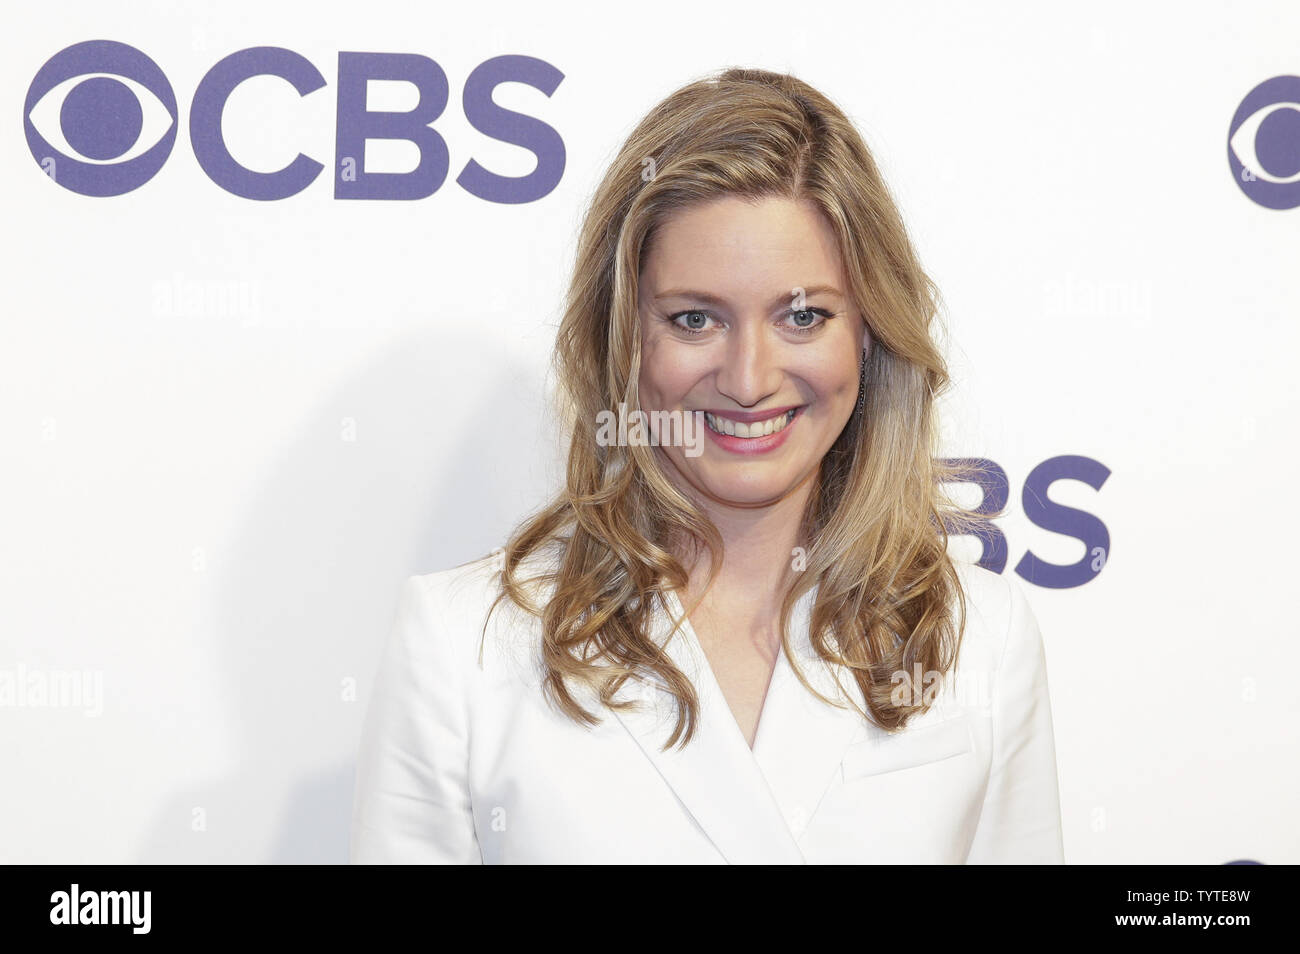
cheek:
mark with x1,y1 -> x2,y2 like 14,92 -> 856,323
640,345 -> 707,404
794,355 -> 859,400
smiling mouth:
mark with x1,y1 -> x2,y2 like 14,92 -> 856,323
702,408 -> 799,439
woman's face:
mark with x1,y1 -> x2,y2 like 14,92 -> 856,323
637,194 -> 870,511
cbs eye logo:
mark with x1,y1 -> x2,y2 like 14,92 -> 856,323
1228,75 -> 1300,210
24,39 -> 177,197
24,38 -> 565,201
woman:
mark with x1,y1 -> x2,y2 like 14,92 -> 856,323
350,67 -> 1064,864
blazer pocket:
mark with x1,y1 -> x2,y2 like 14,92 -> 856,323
840,715 -> 973,781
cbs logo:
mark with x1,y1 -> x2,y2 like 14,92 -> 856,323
943,454 -> 1110,589
1228,75 -> 1300,210
24,39 -> 565,201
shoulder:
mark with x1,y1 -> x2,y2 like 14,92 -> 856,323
947,559 -> 1046,702
403,544 -> 559,679
412,551 -> 503,617
951,558 -> 1040,638
951,559 -> 1012,631
410,541 -> 547,611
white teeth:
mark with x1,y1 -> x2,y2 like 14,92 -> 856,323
703,409 -> 796,438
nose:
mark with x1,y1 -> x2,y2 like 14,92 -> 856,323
714,321 -> 782,407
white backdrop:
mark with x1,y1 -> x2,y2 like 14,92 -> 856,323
2,0 -> 1296,864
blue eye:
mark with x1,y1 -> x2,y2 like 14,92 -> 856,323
786,307 -> 834,334
668,310 -> 715,335
665,306 -> 835,337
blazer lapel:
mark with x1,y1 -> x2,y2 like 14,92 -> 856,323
608,583 -> 867,864
748,583 -> 869,841
609,588 -> 807,864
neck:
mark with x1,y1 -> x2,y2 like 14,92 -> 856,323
670,469 -> 817,623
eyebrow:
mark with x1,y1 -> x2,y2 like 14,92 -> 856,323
653,284 -> 845,309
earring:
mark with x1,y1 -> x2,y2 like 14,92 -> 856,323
856,350 -> 867,415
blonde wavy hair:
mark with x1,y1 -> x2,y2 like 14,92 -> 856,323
480,67 -> 995,750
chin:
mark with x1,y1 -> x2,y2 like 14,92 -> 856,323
697,472 -> 802,507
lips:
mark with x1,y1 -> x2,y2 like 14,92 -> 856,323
696,405 -> 804,456
702,408 -> 797,438
698,403 -> 802,424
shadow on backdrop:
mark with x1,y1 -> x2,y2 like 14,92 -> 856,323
134,327 -> 558,862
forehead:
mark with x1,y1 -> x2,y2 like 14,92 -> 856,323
639,195 -> 845,297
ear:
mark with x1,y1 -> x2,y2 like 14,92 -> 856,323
861,319 -> 873,355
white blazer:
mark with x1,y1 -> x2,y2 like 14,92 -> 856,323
350,548 -> 1065,864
